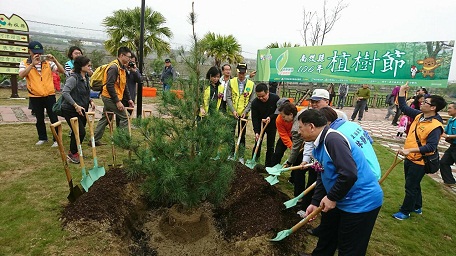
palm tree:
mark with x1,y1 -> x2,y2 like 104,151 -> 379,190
200,32 -> 243,68
266,42 -> 300,48
103,7 -> 173,58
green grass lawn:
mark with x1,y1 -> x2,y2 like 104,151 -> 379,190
1,87 -> 456,255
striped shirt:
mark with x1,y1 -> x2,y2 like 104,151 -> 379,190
19,60 -> 58,74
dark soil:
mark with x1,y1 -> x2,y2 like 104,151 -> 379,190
61,164 -> 311,255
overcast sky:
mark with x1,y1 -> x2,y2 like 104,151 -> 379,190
2,0 -> 456,79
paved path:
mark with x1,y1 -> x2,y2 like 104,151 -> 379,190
0,104 -> 455,191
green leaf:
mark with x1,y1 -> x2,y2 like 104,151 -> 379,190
276,50 -> 289,73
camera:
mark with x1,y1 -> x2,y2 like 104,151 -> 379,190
128,61 -> 135,68
39,55 -> 47,62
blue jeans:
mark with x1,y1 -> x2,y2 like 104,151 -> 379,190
163,83 -> 171,91
337,95 -> 346,109
400,159 -> 426,214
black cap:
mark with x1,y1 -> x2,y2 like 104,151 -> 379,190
165,58 -> 171,63
28,41 -> 44,54
236,63 -> 247,73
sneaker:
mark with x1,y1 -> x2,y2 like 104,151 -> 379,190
358,119 -> 362,122
349,119 -> 354,121
413,208 -> 422,214
35,140 -> 47,146
239,158 -> 245,164
51,141 -> 58,148
67,152 -> 80,164
392,211 -> 410,220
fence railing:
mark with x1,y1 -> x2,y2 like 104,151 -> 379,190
281,88 -> 389,108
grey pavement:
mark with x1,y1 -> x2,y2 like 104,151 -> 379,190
0,104 -> 455,191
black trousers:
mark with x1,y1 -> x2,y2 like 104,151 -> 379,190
440,145 -> 456,184
63,109 -> 87,154
30,96 -> 59,141
312,206 -> 381,256
271,137 -> 288,166
392,105 -> 402,124
251,127 -> 276,167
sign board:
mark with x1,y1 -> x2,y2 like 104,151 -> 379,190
0,14 -> 29,98
256,41 -> 454,88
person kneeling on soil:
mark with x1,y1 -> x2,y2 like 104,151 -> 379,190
297,109 -> 383,256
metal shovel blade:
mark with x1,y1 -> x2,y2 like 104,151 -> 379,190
266,164 -> 285,176
270,228 -> 292,241
68,184 -> 85,203
89,157 -> 106,181
80,168 -> 94,192
283,182 -> 316,209
265,175 -> 279,185
283,195 -> 304,209
245,158 -> 256,169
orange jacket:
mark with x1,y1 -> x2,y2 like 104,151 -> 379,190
23,60 -> 55,97
403,114 -> 443,165
276,114 -> 293,149
101,60 -> 127,101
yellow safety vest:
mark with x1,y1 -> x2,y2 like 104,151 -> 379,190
229,78 -> 254,116
101,60 -> 127,101
23,60 -> 55,97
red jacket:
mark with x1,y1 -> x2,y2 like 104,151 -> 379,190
276,114 -> 293,149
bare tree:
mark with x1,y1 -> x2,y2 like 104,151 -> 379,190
301,0 -> 348,46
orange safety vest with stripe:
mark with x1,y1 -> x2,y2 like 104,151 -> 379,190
22,59 -> 55,97
101,60 -> 127,101
403,114 -> 443,165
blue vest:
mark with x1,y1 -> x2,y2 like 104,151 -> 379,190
313,128 -> 383,213
330,119 -> 381,180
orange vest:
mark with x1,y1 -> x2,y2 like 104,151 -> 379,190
23,60 -> 55,97
403,114 -> 443,165
101,60 -> 127,101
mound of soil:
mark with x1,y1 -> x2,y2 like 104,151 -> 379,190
61,164 -> 312,255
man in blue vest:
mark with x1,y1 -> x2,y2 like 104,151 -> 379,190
298,109 -> 383,256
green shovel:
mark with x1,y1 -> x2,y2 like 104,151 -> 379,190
86,112 -> 106,181
271,153 -> 401,241
270,206 -> 323,241
265,175 -> 279,185
245,120 -> 269,169
266,164 -> 312,176
70,117 -> 94,192
283,182 -> 316,209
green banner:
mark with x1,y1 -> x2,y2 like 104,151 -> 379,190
256,41 -> 454,88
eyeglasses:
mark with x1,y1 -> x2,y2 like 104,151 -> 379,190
423,101 -> 434,106
310,100 -> 321,104
123,54 -> 132,59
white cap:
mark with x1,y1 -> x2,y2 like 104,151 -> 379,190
310,89 -> 330,101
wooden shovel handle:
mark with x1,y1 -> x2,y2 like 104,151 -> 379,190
70,117 -> 86,168
143,109 -> 152,117
104,111 -> 116,166
379,151 -> 403,184
282,163 -> 313,172
50,121 -> 74,189
124,108 -> 133,136
253,120 -> 270,155
291,206 -> 323,233
105,111 -> 115,132
85,112 -> 97,159
234,119 -> 249,155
